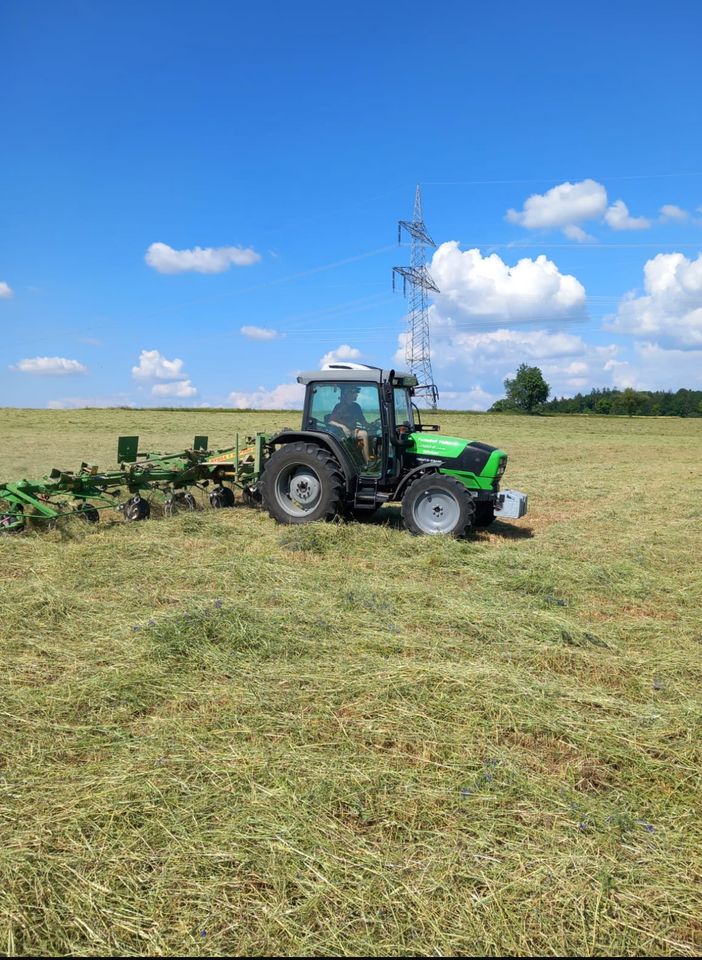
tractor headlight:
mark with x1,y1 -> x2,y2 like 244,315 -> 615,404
496,457 -> 507,477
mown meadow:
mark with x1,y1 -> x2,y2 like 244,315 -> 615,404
1,408 -> 701,956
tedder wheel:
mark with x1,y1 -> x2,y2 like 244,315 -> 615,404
401,474 -> 476,537
167,491 -> 197,515
209,485 -> 235,509
0,512 -> 23,534
124,496 -> 151,522
474,501 -> 496,528
77,503 -> 100,523
242,486 -> 261,507
262,442 -> 345,525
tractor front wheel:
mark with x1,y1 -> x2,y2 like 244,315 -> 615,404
401,474 -> 475,537
262,443 -> 345,525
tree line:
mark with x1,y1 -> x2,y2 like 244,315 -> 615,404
489,363 -> 702,416
541,386 -> 702,417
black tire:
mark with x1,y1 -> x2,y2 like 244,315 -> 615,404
77,503 -> 100,523
124,496 -> 151,522
242,486 -> 261,507
262,442 -> 345,525
209,486 -> 235,509
169,491 -> 197,514
0,512 -> 24,534
474,501 -> 496,528
401,474 -> 475,537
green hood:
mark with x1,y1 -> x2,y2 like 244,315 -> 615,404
406,433 -> 507,489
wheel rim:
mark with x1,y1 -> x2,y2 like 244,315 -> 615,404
275,464 -> 322,517
412,487 -> 461,534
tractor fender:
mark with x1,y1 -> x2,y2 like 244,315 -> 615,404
266,431 -> 357,494
392,460 -> 443,501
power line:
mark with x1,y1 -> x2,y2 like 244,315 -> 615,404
424,171 -> 702,185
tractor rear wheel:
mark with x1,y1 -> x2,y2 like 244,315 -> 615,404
401,474 -> 475,537
262,442 -> 345,525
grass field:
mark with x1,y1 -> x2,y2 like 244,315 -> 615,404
1,408 -> 701,956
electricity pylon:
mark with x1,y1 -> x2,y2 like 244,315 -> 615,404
392,185 -> 439,408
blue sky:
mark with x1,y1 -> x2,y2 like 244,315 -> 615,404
2,0 -> 702,409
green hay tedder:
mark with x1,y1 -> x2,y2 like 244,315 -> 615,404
0,364 -> 527,536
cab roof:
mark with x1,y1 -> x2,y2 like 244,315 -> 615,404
297,363 -> 418,387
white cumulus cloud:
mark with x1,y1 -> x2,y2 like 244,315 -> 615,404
240,325 -> 280,341
607,252 -> 702,347
506,179 -> 608,232
0,281 -> 13,299
565,361 -> 589,376
145,242 -> 261,274
152,380 -> 198,398
319,344 -> 363,367
563,224 -> 594,243
604,200 -> 651,231
602,344 -> 702,391
396,322 -> 620,403
428,242 -> 587,324
47,395 -> 135,409
12,356 -> 88,376
628,342 -> 702,388
659,204 -> 689,222
437,386 -> 500,411
424,327 -> 594,369
228,382 -> 305,410
132,349 -> 187,380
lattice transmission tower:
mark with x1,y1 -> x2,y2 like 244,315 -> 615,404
392,184 -> 439,408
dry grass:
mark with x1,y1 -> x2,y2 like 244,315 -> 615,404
1,409 -> 701,956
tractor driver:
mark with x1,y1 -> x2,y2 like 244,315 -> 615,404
328,385 -> 372,461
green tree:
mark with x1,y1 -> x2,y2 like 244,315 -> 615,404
503,364 -> 550,413
620,387 -> 647,417
488,398 -> 515,412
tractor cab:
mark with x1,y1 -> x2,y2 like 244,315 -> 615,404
299,364 -> 423,482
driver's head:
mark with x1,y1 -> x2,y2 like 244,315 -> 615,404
341,385 -> 360,401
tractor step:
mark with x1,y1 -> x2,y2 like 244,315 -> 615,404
353,479 -> 389,510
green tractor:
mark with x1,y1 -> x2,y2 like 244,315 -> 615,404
259,364 -> 527,536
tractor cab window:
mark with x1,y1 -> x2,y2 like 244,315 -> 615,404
393,387 -> 414,430
306,382 -> 383,476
